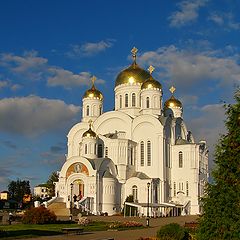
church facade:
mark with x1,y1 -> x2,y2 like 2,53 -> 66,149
55,48 -> 209,216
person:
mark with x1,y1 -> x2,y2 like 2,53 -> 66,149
73,194 -> 77,202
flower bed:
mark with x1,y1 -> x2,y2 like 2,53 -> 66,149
108,221 -> 143,230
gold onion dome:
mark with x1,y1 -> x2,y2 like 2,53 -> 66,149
83,76 -> 103,100
141,65 -> 162,90
115,47 -> 151,87
82,121 -> 97,138
164,86 -> 182,108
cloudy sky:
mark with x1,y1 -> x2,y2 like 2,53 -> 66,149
0,0 -> 239,190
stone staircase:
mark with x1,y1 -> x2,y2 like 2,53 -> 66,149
47,198 -> 70,218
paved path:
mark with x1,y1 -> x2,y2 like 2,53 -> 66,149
17,215 -> 198,240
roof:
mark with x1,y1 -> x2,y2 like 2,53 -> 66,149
131,172 -> 150,179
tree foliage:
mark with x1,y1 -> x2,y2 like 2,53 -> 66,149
8,179 -> 31,203
197,90 -> 240,240
45,171 -> 59,197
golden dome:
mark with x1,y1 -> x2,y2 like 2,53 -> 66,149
82,125 -> 97,138
115,47 -> 151,87
141,77 -> 162,90
83,85 -> 103,100
164,95 -> 182,108
115,63 -> 151,87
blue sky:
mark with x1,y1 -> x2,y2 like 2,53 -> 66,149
0,0 -> 239,190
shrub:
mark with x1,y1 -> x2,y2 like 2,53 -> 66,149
157,223 -> 189,240
78,217 -> 92,226
22,206 -> 57,224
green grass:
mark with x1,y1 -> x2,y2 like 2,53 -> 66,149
0,221 -> 110,239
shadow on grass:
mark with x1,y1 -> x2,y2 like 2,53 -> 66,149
0,229 -> 61,239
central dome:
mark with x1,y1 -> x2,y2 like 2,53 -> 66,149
115,63 -> 151,87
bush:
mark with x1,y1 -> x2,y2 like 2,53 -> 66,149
78,217 -> 92,226
22,206 -> 57,224
157,223 -> 189,240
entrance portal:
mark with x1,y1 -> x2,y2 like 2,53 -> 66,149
73,179 -> 84,200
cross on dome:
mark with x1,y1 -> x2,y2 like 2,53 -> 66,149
131,47 -> 138,63
169,86 -> 176,95
88,119 -> 93,129
148,65 -> 155,75
91,76 -> 97,86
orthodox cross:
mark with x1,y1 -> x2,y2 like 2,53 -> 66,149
169,86 -> 176,95
91,75 -> 96,86
131,47 -> 138,63
148,65 -> 155,75
88,119 -> 93,129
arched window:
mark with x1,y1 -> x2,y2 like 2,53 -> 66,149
186,181 -> 189,196
85,144 -> 87,154
125,94 -> 128,107
98,144 -> 103,157
105,147 -> 108,157
179,151 -> 183,168
132,93 -> 136,107
146,97 -> 150,108
140,141 -> 144,166
119,95 -> 122,108
86,105 -> 90,116
94,143 -> 97,154
99,106 -> 102,115
147,141 -> 151,166
132,185 -> 138,202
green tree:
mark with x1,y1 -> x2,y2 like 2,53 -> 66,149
197,90 -> 240,240
8,179 -> 31,203
46,171 -> 59,197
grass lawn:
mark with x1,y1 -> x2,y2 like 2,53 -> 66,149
0,221 -> 144,239
0,221 -> 110,239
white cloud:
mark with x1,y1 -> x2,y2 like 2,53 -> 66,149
0,96 -> 80,136
169,0 -> 208,27
209,12 -> 240,30
66,40 -> 114,57
0,51 -> 106,89
138,45 -> 240,92
47,68 -> 105,88
0,50 -> 48,80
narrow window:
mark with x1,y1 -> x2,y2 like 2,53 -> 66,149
119,95 -> 122,108
146,97 -> 150,108
125,94 -> 128,107
94,143 -> 97,154
132,185 -> 138,202
140,141 -> 144,166
174,182 -> 176,196
186,181 -> 189,196
132,93 -> 136,107
86,105 -> 90,116
98,144 -> 103,157
99,106 -> 102,115
85,144 -> 87,154
105,147 -> 108,157
147,141 -> 151,166
179,151 -> 183,168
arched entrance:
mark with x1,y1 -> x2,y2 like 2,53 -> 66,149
72,179 -> 84,200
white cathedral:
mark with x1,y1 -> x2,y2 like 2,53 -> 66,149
54,47 -> 209,216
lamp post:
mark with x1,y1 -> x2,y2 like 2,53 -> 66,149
146,182 -> 150,227
70,183 -> 73,221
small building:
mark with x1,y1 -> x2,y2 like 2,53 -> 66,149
0,191 -> 9,200
34,185 -> 50,199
